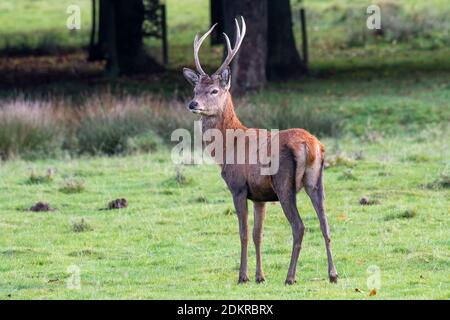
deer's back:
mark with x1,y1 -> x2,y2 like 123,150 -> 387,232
221,128 -> 324,202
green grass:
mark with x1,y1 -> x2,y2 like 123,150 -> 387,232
0,132 -> 448,299
0,0 -> 449,300
0,0 -> 92,54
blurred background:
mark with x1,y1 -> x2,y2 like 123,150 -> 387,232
0,0 -> 448,158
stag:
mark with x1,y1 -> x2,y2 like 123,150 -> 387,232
182,17 -> 337,285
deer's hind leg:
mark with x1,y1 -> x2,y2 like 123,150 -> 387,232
304,160 -> 338,283
272,155 -> 305,285
232,191 -> 250,284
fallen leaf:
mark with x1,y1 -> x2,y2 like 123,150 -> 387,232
369,288 -> 377,296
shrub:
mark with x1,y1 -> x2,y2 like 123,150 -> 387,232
338,169 -> 357,181
125,131 -> 162,154
162,167 -> 192,187
424,174 -> 450,190
223,208 -> 235,215
71,218 -> 92,233
175,168 -> 190,185
238,100 -> 340,137
74,95 -> 190,155
0,101 -> 63,160
325,152 -> 355,169
27,169 -> 55,185
75,104 -> 152,155
0,94 -> 194,159
194,195 -> 208,203
0,92 -> 343,159
59,179 -> 85,194
384,209 -> 417,221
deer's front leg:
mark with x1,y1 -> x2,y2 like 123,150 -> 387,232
253,202 -> 266,283
232,192 -> 249,284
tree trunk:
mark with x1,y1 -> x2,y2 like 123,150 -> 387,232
210,0 -> 224,45
266,0 -> 305,80
115,0 -> 148,73
102,0 -> 119,76
221,0 -> 267,94
95,0 -> 160,75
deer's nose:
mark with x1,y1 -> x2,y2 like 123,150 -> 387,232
189,101 -> 198,110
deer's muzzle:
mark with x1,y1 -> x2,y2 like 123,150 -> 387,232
189,101 -> 199,110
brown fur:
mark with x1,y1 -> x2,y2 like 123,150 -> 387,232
183,17 -> 337,284
197,93 -> 337,284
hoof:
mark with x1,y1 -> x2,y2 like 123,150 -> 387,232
329,274 -> 338,283
285,278 -> 296,285
256,275 -> 265,284
238,275 -> 250,284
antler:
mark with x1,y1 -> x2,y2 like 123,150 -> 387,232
193,23 -> 217,75
192,16 -> 246,76
214,16 -> 246,75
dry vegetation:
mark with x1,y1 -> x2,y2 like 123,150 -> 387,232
0,87 -> 347,160
0,93 -> 194,159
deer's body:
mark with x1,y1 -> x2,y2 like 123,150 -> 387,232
183,17 -> 337,284
204,92 -> 323,202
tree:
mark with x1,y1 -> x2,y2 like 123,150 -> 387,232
89,0 -> 161,76
221,0 -> 268,93
214,0 -> 305,91
266,0 -> 306,80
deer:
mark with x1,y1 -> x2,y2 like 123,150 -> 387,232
182,16 -> 338,285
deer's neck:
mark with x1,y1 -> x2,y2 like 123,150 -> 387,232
201,92 -> 246,135
201,93 -> 250,167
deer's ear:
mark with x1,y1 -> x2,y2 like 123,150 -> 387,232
183,68 -> 199,86
219,67 -> 231,90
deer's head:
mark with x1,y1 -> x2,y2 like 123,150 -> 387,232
183,17 -> 246,116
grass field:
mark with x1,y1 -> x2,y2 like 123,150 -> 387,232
0,0 -> 449,299
0,133 -> 448,299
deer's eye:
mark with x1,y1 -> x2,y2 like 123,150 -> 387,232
210,89 -> 219,95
